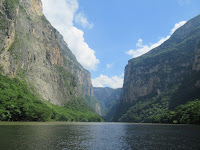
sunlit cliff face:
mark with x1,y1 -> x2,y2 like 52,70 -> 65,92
31,0 -> 43,16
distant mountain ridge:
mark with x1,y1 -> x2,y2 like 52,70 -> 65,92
93,87 -> 122,121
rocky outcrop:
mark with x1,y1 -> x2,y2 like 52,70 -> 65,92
0,0 -> 93,105
122,14 -> 200,104
193,45 -> 200,71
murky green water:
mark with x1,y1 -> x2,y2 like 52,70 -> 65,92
0,122 -> 200,150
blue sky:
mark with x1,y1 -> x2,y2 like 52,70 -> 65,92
41,0 -> 200,88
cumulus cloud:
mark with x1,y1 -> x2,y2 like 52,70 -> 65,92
170,21 -> 187,34
41,0 -> 99,70
126,21 -> 187,58
126,37 -> 170,58
75,12 -> 93,29
92,74 -> 124,89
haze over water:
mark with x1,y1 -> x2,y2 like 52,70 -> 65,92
0,122 -> 200,150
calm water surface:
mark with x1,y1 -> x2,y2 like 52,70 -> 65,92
0,122 -> 200,150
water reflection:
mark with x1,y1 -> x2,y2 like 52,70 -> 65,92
124,124 -> 200,150
0,122 -> 199,150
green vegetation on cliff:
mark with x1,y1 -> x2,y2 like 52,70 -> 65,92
117,85 -> 175,123
118,71 -> 200,123
153,100 -> 200,124
0,74 -> 103,122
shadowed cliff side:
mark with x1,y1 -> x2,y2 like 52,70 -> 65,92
93,87 -> 122,121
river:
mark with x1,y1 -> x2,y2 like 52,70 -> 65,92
0,122 -> 199,150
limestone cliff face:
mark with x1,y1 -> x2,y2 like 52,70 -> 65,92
122,14 -> 200,104
0,0 -> 93,105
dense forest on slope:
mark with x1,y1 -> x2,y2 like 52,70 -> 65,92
118,83 -> 200,124
113,14 -> 200,124
0,74 -> 103,122
152,99 -> 200,124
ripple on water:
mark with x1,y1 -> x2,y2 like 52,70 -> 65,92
0,122 -> 199,150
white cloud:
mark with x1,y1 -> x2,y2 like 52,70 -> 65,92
170,21 -> 187,34
41,0 -> 99,70
126,37 -> 170,58
106,64 -> 112,69
92,74 -> 124,89
75,12 -> 93,29
126,21 -> 187,58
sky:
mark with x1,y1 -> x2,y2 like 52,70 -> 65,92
41,0 -> 200,89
